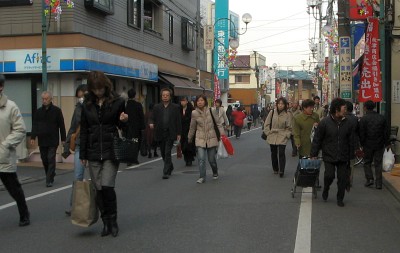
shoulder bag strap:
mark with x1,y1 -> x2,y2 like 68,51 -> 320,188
210,108 -> 221,141
270,109 -> 274,130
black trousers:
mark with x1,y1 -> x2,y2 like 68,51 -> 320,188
39,146 -> 57,184
323,161 -> 349,201
290,135 -> 297,156
234,125 -> 242,138
160,130 -> 174,175
270,145 -> 286,173
0,172 -> 29,218
363,147 -> 384,186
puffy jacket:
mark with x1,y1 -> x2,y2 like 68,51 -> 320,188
263,109 -> 292,145
0,94 -> 26,173
310,115 -> 354,162
188,107 -> 225,148
232,110 -> 246,127
80,95 -> 125,161
359,111 -> 389,149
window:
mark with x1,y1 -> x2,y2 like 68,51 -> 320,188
0,0 -> 32,6
235,75 -> 250,83
84,0 -> 114,15
181,17 -> 195,51
143,0 -> 163,35
128,0 -> 141,28
169,14 -> 173,44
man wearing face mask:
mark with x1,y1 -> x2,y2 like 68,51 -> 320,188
63,84 -> 87,216
31,91 -> 66,187
0,74 -> 30,227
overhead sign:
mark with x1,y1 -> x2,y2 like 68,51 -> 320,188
339,36 -> 352,99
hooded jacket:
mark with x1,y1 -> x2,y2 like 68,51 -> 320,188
0,94 -> 26,172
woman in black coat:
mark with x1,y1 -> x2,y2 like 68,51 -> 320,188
80,71 -> 128,237
180,97 -> 196,166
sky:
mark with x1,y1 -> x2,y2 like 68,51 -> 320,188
228,0 -> 319,71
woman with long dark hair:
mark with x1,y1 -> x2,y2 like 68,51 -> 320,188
180,97 -> 196,166
188,95 -> 225,183
80,71 -> 128,237
263,97 -> 292,177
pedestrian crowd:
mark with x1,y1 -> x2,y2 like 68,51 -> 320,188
0,71 -> 392,237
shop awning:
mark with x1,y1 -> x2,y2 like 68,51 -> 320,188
159,73 -> 207,97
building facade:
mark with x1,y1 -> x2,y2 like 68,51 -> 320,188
0,0 -> 210,161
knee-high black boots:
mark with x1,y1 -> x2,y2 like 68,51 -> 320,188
100,186 -> 119,237
95,190 -> 109,237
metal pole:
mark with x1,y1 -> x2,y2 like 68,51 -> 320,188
253,51 -> 260,106
41,0 -> 48,91
195,0 -> 201,79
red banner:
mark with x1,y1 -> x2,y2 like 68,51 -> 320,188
349,0 -> 373,20
359,18 -> 382,102
213,74 -> 221,104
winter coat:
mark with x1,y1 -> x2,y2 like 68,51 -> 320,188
263,109 -> 292,145
124,99 -> 145,139
314,105 -> 325,120
31,103 -> 66,147
231,110 -> 246,127
310,115 -> 354,162
188,107 -> 225,148
64,102 -> 83,154
345,112 -> 360,159
359,110 -> 389,150
80,95 -> 126,161
215,107 -> 229,127
0,94 -> 26,173
292,112 -> 320,156
151,102 -> 182,142
144,110 -> 155,146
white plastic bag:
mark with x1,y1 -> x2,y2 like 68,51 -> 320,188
217,141 -> 228,159
310,125 -> 317,143
383,149 -> 395,172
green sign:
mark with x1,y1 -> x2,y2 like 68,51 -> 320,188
341,91 -> 352,99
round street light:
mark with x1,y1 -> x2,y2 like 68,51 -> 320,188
242,13 -> 252,24
229,38 -> 239,50
272,63 -> 277,69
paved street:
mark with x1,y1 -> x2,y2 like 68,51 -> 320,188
1,128 -> 400,253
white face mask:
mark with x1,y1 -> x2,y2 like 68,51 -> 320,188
78,97 -> 84,104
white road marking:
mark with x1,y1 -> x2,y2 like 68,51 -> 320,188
294,188 -> 313,253
0,127 -> 263,211
0,185 -> 72,210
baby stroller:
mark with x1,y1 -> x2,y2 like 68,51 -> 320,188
291,158 -> 322,198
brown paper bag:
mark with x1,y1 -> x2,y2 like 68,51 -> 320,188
71,180 -> 99,227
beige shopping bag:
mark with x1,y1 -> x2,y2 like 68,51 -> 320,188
71,180 -> 99,227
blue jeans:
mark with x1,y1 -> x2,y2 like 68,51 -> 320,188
197,147 -> 218,179
74,147 -> 85,181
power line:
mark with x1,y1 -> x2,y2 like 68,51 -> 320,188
240,22 -> 316,46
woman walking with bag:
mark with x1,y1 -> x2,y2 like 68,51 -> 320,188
188,95 -> 225,183
80,71 -> 128,237
263,97 -> 292,177
231,106 -> 246,139
63,84 -> 87,216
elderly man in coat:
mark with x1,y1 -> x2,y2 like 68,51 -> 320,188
0,74 -> 30,226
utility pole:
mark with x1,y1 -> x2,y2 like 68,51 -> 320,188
337,0 -> 352,100
41,0 -> 48,91
195,0 -> 201,86
253,51 -> 260,106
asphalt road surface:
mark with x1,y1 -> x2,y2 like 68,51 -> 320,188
1,128 -> 400,253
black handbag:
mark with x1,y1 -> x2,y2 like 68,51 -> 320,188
261,109 -> 274,140
113,135 -> 139,163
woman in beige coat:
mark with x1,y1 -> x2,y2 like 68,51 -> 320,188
263,97 -> 292,177
188,95 -> 225,183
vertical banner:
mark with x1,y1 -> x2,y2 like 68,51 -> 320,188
359,18 -> 382,102
349,0 -> 373,20
213,74 -> 221,103
213,0 -> 229,80
339,36 -> 352,99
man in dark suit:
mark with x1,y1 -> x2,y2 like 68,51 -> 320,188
124,88 -> 145,165
30,91 -> 66,187
150,88 -> 182,179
